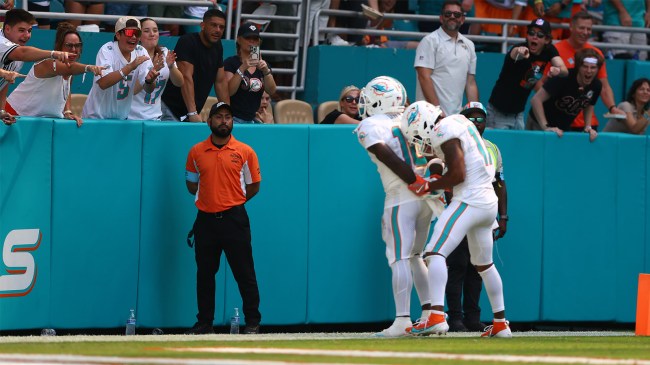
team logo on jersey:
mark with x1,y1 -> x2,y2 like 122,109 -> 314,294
107,45 -> 113,51
249,77 -> 263,92
358,131 -> 367,141
586,90 -> 593,99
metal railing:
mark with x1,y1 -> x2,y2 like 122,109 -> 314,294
3,4 -> 647,98
313,9 -> 650,55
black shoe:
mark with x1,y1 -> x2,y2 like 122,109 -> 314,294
185,322 -> 215,335
463,320 -> 488,332
243,324 -> 260,334
448,319 -> 469,332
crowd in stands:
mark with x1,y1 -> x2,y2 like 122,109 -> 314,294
0,1 -> 647,134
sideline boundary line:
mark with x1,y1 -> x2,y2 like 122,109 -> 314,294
173,347 -> 650,365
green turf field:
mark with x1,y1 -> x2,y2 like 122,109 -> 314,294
0,332 -> 648,365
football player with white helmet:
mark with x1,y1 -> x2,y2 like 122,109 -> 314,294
403,100 -> 512,338
354,76 -> 441,337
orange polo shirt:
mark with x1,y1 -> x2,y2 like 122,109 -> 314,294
551,40 -> 607,128
186,135 -> 261,213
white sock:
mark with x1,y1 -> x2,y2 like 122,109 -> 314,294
426,255 -> 447,307
409,255 -> 430,308
394,316 -> 412,326
478,265 -> 505,313
390,259 -> 412,317
420,309 -> 431,321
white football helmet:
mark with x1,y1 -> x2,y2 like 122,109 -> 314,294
401,101 -> 444,157
359,76 -> 407,118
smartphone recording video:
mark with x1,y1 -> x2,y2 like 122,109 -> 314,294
250,45 -> 260,61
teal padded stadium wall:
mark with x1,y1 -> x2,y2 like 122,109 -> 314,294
0,119 -> 53,330
1,119 -> 649,330
49,120 -> 143,328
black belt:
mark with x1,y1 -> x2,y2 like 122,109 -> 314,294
199,205 -> 243,219
187,205 -> 245,247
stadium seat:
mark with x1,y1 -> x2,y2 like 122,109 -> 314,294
69,94 -> 87,117
316,101 -> 338,123
200,96 -> 219,122
274,99 -> 314,124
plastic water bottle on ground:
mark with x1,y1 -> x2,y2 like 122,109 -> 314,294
41,328 -> 56,336
230,307 -> 240,334
125,309 -> 136,336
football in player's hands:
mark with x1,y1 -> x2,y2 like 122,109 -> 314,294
408,175 -> 430,196
424,175 -> 444,198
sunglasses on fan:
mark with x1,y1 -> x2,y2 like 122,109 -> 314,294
120,28 -> 142,38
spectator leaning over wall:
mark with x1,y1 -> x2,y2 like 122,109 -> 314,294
161,8 -> 230,122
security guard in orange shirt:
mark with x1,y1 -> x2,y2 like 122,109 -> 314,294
185,101 -> 262,335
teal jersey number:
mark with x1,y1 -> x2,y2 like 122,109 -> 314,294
143,79 -> 166,105
116,75 -> 133,100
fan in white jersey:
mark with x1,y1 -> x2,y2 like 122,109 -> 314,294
354,76 -> 441,338
128,18 -> 183,121
6,22 -> 106,127
82,16 -> 159,120
402,100 -> 512,338
0,9 -> 77,125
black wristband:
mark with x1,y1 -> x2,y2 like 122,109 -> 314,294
609,105 -> 615,112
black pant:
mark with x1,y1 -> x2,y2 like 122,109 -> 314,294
445,237 -> 482,322
193,206 -> 261,326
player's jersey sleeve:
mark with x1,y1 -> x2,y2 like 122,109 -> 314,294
430,116 -> 465,147
355,119 -> 391,150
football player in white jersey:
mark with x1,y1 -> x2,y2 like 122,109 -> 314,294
0,9 -> 77,125
354,76 -> 442,337
128,18 -> 183,121
82,16 -> 159,120
404,100 -> 512,338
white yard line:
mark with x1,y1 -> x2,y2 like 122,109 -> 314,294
0,331 -> 634,343
0,353 -> 371,365
173,347 -> 650,365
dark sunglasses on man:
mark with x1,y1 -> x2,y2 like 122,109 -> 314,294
443,11 -> 464,19
468,117 -> 486,123
527,30 -> 547,38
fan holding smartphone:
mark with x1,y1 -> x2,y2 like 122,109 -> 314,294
224,22 -> 277,124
